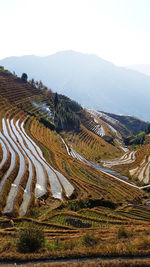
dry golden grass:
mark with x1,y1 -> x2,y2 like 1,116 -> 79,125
0,223 -> 150,263
64,125 -> 122,162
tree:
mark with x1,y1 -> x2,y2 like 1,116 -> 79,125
38,80 -> 43,90
54,93 -> 59,110
21,73 -> 28,83
13,71 -> 17,77
0,66 -> 4,71
145,123 -> 150,134
29,78 -> 35,87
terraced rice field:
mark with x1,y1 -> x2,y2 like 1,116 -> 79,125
0,71 -> 148,220
129,153 -> 150,184
60,122 -> 150,191
107,143 -> 150,185
0,71 -> 150,263
43,204 -> 150,228
87,109 -> 129,152
28,116 -> 146,203
87,109 -> 129,137
0,115 -> 74,216
82,112 -> 150,185
103,151 -> 136,168
0,71 -> 147,221
64,125 -> 122,162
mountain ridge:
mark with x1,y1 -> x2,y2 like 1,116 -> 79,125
127,64 -> 150,77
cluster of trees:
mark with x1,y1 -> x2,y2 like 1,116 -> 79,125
54,93 -> 81,132
29,78 -> 53,99
124,122 -> 150,146
21,74 -> 53,97
127,123 -> 150,146
145,123 -> 150,134
29,78 -> 48,91
129,131 -> 146,146
20,73 -> 80,132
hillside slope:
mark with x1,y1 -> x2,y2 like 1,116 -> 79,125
0,68 -> 147,217
0,69 -> 150,261
99,111 -> 148,136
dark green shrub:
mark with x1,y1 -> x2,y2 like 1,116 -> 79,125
117,227 -> 129,238
29,207 -> 40,218
45,238 -> 61,251
17,225 -> 45,252
80,232 -> 97,246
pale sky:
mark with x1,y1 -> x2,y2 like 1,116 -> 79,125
0,0 -> 150,65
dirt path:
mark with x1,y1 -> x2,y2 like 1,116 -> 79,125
1,256 -> 150,266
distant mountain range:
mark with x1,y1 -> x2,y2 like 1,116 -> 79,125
127,64 -> 150,77
1,50 -> 150,121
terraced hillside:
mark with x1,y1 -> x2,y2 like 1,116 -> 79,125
0,69 -> 150,262
0,71 -> 76,217
102,111 -> 148,135
88,109 -> 148,138
82,109 -> 150,185
106,143 -> 150,185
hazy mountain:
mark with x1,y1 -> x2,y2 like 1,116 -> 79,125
127,64 -> 150,77
1,50 -> 150,121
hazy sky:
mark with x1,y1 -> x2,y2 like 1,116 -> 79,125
0,0 -> 150,65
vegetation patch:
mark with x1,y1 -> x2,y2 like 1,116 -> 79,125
117,226 -> 131,238
80,232 -> 98,247
17,225 -> 45,252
